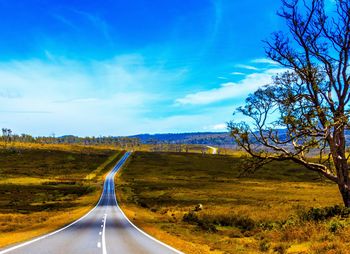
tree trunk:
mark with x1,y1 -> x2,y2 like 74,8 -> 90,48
338,184 -> 350,208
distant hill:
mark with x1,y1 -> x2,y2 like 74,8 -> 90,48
129,128 -> 350,147
129,132 -> 235,146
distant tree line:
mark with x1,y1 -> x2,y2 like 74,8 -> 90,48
133,132 -> 235,146
0,128 -> 141,149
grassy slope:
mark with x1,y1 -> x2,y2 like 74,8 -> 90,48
116,151 -> 350,254
0,143 -> 123,248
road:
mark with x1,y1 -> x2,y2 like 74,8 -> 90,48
206,146 -> 217,154
0,152 -> 181,254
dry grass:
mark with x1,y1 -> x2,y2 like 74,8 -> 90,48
0,141 -> 118,153
116,151 -> 350,254
0,143 -> 123,248
0,192 -> 98,247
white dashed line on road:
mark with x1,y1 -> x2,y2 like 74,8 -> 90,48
102,214 -> 107,254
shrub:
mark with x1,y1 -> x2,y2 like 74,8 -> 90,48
197,220 -> 218,233
299,205 -> 350,222
202,213 -> 256,231
150,207 -> 157,213
273,243 -> 289,254
259,221 -> 282,230
137,200 -> 149,209
327,218 -> 345,233
232,215 -> 256,231
182,212 -> 217,232
182,211 -> 256,232
259,239 -> 270,252
182,211 -> 199,224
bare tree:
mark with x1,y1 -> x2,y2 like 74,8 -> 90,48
229,0 -> 350,207
1,128 -> 12,148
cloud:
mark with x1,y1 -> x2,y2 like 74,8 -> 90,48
0,89 -> 21,99
0,110 -> 51,114
252,58 -> 279,65
230,72 -> 245,75
138,106 -> 234,134
175,68 -> 280,105
235,64 -> 259,70
209,123 -> 227,131
0,55 -> 187,136
0,54 -> 287,136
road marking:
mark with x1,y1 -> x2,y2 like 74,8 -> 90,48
99,231 -> 102,235
102,213 -> 107,254
101,225 -> 103,228
97,242 -> 101,248
0,152 -> 181,254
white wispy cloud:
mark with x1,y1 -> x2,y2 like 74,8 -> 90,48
235,64 -> 259,70
175,69 -> 280,105
207,123 -> 227,131
230,72 -> 245,75
0,55 -> 187,136
252,58 -> 279,65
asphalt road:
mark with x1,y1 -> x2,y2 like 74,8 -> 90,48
206,146 -> 217,154
0,152 -> 181,254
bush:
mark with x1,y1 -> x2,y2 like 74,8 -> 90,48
215,214 -> 256,231
273,243 -> 289,254
197,220 -> 218,233
299,205 -> 350,222
182,212 -> 217,232
183,212 -> 256,232
182,211 -> 199,224
259,239 -> 270,252
231,215 -> 256,231
137,200 -> 149,209
327,218 -> 345,233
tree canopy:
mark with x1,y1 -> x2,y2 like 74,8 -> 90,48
229,0 -> 350,207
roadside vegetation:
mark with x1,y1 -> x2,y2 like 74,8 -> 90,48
0,142 -> 122,248
116,151 -> 350,254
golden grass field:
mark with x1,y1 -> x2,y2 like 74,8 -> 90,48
0,142 -> 122,248
116,151 -> 350,254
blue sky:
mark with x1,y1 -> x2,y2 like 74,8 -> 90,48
0,0 -> 323,136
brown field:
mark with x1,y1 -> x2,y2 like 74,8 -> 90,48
116,151 -> 350,254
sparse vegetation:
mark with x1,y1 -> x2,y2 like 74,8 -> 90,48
116,151 -> 350,253
0,143 -> 122,248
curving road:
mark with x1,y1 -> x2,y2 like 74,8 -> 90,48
206,146 -> 217,155
0,152 -> 181,254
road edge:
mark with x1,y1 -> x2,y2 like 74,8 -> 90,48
114,152 -> 184,254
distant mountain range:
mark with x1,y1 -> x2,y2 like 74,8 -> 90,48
28,129 -> 350,147
130,129 -> 350,147
130,132 -> 235,146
